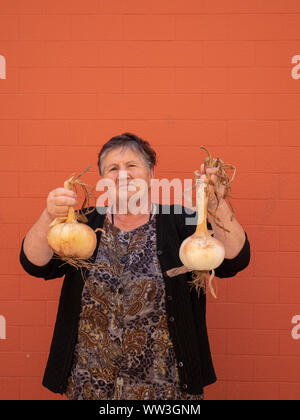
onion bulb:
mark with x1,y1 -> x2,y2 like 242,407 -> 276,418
179,178 -> 225,270
47,206 -> 97,259
47,168 -> 98,266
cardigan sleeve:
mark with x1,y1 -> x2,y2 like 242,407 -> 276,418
214,232 -> 250,278
19,237 -> 70,280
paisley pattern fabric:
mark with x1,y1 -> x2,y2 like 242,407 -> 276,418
65,215 -> 203,400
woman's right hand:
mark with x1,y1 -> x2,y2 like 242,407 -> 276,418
46,187 -> 78,220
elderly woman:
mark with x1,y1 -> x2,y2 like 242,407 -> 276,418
20,133 -> 250,400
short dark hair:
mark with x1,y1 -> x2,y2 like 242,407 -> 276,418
97,132 -> 157,175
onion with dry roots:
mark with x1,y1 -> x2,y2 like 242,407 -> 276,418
166,146 -> 236,298
47,166 -> 104,271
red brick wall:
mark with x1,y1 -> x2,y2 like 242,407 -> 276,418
1,0 -> 300,400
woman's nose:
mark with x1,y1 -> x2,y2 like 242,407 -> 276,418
118,170 -> 130,180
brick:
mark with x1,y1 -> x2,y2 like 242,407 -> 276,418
71,68 -> 123,93
70,120 -> 125,146
254,40 -> 300,67
124,15 -> 175,40
228,14 -> 296,41
20,376 -> 65,400
0,16 -> 19,40
124,68 -> 174,93
227,276 -> 280,304
279,331 -> 300,356
19,171 -> 67,197
213,354 -> 254,381
246,225 -> 279,251
20,274 -> 61,301
97,93 -> 206,119
175,68 -> 229,93
207,94 -> 300,120
254,356 -> 300,382
20,15 -> 71,41
45,145 -> 98,172
204,380 -> 227,400
253,251 -> 281,277
253,200 -> 298,226
0,352 -> 47,376
207,303 -> 253,329
227,381 -> 280,400
71,15 -> 122,40
44,41 -> 100,67
202,94 -> 257,119
228,120 -> 279,146
278,252 -> 300,277
228,199 -> 255,225
203,41 -> 256,67
0,249 -> 26,275
278,147 -> 300,173
0,301 -> 46,326
0,172 -> 19,197
19,120 -> 69,146
0,274 -> 20,299
208,329 -> 227,354
0,377 -> 20,400
279,226 -> 300,251
227,329 -> 279,355
280,382 -> 300,400
280,121 -> 300,146
0,120 -> 19,146
21,326 -> 52,352
0,147 -> 19,171
253,303 -> 300,330
45,0 -> 99,14
100,41 -> 203,67
0,41 -> 46,67
279,278 -> 300,303
0,67 -> 18,93
0,197 -> 45,223
0,0 -> 46,14
19,68 -> 72,93
233,173 -> 280,200
18,94 -> 45,119
229,68 -> 298,94
0,326 -> 20,351
45,93 -> 98,119
175,15 -> 229,40
129,120 -> 227,146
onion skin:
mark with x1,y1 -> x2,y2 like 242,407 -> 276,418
179,232 -> 225,271
47,220 -> 97,259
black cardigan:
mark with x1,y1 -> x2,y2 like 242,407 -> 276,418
19,205 -> 250,395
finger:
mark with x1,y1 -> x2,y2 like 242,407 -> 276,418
52,188 -> 77,198
54,196 -> 78,207
55,206 -> 70,216
205,167 -> 218,175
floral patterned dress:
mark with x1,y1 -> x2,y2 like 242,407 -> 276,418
65,214 -> 203,400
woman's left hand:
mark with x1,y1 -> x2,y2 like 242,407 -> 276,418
199,163 -> 226,213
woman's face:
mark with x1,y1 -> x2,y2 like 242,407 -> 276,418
101,146 -> 153,211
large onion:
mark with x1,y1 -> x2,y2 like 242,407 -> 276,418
47,207 -> 97,259
47,170 -> 98,263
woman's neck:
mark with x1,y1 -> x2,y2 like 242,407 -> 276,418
109,202 -> 153,231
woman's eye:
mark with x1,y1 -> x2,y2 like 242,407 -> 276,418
109,167 -> 117,172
